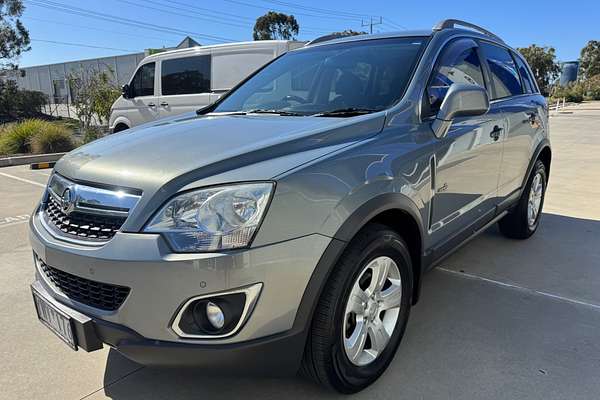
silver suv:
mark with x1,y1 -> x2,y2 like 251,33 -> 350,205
30,20 -> 550,393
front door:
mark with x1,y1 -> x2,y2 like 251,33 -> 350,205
125,62 -> 159,127
425,38 -> 505,236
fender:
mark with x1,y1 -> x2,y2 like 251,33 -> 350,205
521,138 -> 551,191
290,193 -> 425,348
109,116 -> 131,132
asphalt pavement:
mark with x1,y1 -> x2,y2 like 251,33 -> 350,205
1,102 -> 599,399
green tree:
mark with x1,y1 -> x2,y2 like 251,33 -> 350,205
253,11 -> 299,40
0,0 -> 30,69
517,45 -> 560,95
330,29 -> 367,37
67,65 -> 120,130
580,40 -> 600,79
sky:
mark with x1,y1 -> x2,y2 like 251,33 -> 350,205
16,0 -> 600,67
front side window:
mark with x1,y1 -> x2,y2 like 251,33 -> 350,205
131,62 -> 155,97
213,37 -> 426,116
514,53 -> 536,94
427,39 -> 486,114
480,43 -> 522,99
161,55 -> 211,96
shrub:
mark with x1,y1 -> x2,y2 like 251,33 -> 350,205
31,123 -> 74,154
82,126 -> 102,144
0,118 -> 47,154
584,75 -> 600,100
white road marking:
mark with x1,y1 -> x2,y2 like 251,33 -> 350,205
0,171 -> 46,188
438,267 -> 600,311
0,215 -> 30,230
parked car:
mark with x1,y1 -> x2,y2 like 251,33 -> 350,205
30,20 -> 550,394
108,40 -> 305,132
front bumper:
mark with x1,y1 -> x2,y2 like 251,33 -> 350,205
31,280 -> 308,374
29,209 -> 332,366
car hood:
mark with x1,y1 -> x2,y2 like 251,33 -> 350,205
55,112 -> 385,194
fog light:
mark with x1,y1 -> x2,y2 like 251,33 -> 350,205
206,301 -> 225,329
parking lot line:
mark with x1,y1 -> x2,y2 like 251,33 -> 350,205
438,267 -> 600,311
0,171 -> 47,188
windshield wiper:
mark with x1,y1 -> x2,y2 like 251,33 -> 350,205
246,109 -> 305,116
313,108 -> 380,117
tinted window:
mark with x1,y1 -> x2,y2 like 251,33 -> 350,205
480,43 -> 522,99
161,56 -> 210,96
514,53 -> 536,94
428,39 -> 485,113
131,62 -> 155,97
213,37 -> 426,115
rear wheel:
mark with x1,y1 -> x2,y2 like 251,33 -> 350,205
499,160 -> 547,239
113,123 -> 129,133
301,224 -> 412,393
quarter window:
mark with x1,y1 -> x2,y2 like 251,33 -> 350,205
130,62 -> 155,97
427,40 -> 485,114
161,55 -> 211,96
480,43 -> 522,99
514,53 -> 536,94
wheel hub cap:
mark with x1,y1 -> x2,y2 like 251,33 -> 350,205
527,172 -> 544,227
342,256 -> 402,366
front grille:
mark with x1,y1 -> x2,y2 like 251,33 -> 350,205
39,260 -> 130,311
44,195 -> 125,241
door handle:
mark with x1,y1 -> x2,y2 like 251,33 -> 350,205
148,102 -> 156,107
490,126 -> 503,141
160,101 -> 169,107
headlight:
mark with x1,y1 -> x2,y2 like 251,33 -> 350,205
144,182 -> 274,252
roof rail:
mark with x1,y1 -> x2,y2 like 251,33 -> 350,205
305,33 -> 346,46
433,19 -> 505,44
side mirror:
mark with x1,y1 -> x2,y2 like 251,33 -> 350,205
431,83 -> 490,138
121,84 -> 131,99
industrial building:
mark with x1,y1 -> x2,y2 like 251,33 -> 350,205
9,37 -> 201,105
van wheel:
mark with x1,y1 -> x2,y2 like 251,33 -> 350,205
499,160 -> 547,239
301,224 -> 412,393
113,123 -> 129,133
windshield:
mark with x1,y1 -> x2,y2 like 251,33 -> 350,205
212,37 -> 427,116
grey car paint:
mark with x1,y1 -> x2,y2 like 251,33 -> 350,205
30,27 -> 549,359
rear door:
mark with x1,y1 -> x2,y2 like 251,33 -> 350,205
158,53 -> 212,118
426,38 -> 506,237
122,62 -> 159,127
479,42 -> 542,199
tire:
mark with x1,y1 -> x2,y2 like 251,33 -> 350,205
113,123 -> 129,133
301,223 -> 413,393
498,159 -> 547,239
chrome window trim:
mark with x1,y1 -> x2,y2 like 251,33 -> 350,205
170,283 -> 263,340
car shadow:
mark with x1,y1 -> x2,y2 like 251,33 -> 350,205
102,212 -> 600,399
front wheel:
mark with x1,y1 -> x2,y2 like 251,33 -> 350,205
499,159 -> 547,239
301,224 -> 413,393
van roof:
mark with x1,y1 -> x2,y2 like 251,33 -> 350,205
143,40 -> 304,61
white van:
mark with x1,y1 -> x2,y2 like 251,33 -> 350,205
109,40 -> 304,132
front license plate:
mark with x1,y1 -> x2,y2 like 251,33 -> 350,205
32,287 -> 77,350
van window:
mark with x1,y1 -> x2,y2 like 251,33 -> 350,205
427,39 -> 485,114
514,53 -> 537,94
480,43 -> 522,99
161,55 -> 211,96
131,62 -> 155,97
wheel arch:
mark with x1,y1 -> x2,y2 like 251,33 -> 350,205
522,139 -> 552,189
292,193 -> 426,342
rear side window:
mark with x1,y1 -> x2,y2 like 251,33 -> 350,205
480,43 -> 522,99
161,55 -> 211,96
427,39 -> 485,114
514,53 -> 537,94
130,62 -> 155,97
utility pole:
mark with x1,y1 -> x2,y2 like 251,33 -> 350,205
361,16 -> 383,34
